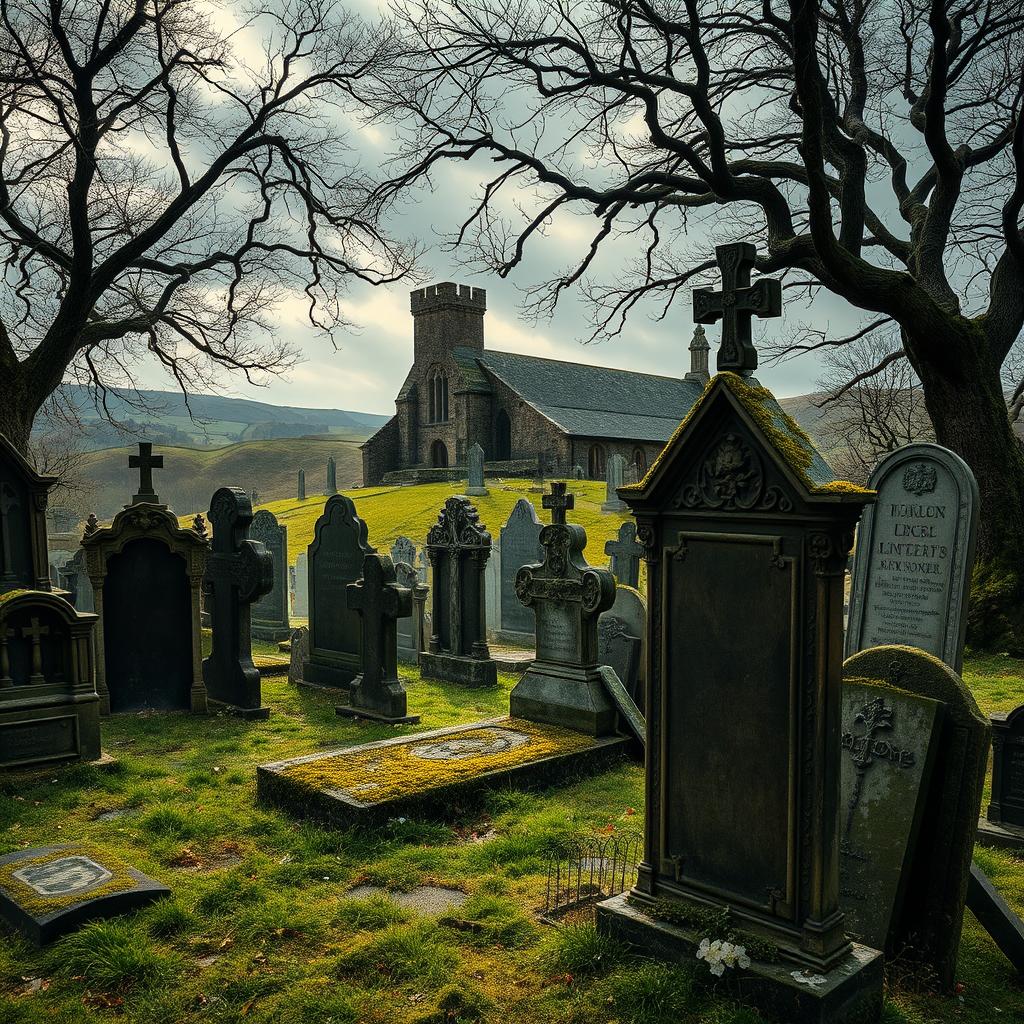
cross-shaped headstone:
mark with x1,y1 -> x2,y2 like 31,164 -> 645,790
128,443 -> 163,505
342,553 -> 416,723
0,482 -> 17,580
692,242 -> 782,376
22,616 -> 49,684
604,521 -> 645,589
542,481 -> 574,526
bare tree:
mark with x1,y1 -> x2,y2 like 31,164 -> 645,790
0,0 -> 414,454
370,0 -> 1024,639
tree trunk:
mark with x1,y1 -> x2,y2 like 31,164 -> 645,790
0,367 -> 38,455
908,323 -> 1024,652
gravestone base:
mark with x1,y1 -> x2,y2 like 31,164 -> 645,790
420,651 -> 497,688
597,895 -> 883,1024
465,486 -> 489,497
600,499 -> 627,513
302,657 -> 357,690
336,673 -> 420,726
252,623 -> 294,643
976,817 -> 1024,853
337,704 -> 421,726
510,662 -> 617,737
494,629 -> 534,648
0,694 -> 103,771
208,698 -> 271,722
257,717 -> 629,829
0,845 -> 170,945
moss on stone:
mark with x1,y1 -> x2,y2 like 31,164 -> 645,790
813,479 -> 876,497
0,588 -> 33,608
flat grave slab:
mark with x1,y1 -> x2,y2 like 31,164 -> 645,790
0,844 -> 169,944
257,717 -> 629,828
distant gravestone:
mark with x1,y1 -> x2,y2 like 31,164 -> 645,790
251,489 -> 260,507
601,455 -> 627,513
202,487 -> 274,719
0,844 -> 169,945
420,496 -> 497,687
846,443 -> 978,673
837,677 -> 943,952
59,550 -> 93,611
327,456 -> 338,496
844,645 -> 989,990
297,470 -> 306,501
391,536 -> 417,568
417,548 -> 429,585
604,521 -> 644,589
292,553 -> 309,617
986,703 -> 1024,840
510,482 -> 617,734
394,561 -> 427,665
597,616 -> 642,713
249,510 -> 291,641
498,499 -> 544,643
572,465 -> 584,480
0,433 -> 56,594
288,626 -> 309,686
304,495 -> 375,689
337,553 -> 418,724
466,442 -> 488,496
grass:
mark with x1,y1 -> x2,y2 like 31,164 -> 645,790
0,654 -> 1021,1023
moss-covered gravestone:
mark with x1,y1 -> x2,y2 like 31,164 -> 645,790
843,645 -> 990,990
0,844 -> 169,944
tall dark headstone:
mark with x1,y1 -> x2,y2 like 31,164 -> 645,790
498,499 -> 543,643
0,433 -> 56,594
202,487 -> 273,719
297,470 -> 306,501
846,443 -> 978,673
327,456 -> 338,496
337,553 -> 418,724
249,510 -> 291,641
304,495 -> 375,689
510,483 -> 616,735
604,521 -> 644,589
419,496 -> 497,687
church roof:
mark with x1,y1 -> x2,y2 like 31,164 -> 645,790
453,348 -> 704,442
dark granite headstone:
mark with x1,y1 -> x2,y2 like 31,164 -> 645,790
846,443 -> 978,673
337,553 -> 418,724
297,469 -> 306,501
0,433 -> 56,594
498,499 -> 543,642
395,561 -> 427,665
844,645 -> 990,990
604,521 -> 644,589
0,844 -> 169,945
202,487 -> 273,719
989,703 -> 1024,833
327,456 -> 337,496
249,510 -> 291,641
304,495 -> 375,688
466,442 -> 488,496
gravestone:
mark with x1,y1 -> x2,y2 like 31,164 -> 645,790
572,465 -> 584,479
391,536 -> 417,569
327,456 -> 338,496
59,550 -> 93,612
0,844 -> 169,945
987,703 -> 1024,844
419,496 -> 497,687
48,549 -> 75,587
598,616 -> 642,714
466,442 -> 488,496
498,499 -> 544,644
82,447 -> 208,715
249,510 -> 291,641
604,521 -> 644,589
395,561 -> 428,665
202,487 -> 274,719
292,553 -> 309,617
417,548 -> 429,585
484,546 -> 500,636
297,469 -> 306,501
510,482 -> 617,734
304,495 -> 375,689
598,245 -> 882,1024
837,677 -> 943,953
251,489 -> 260,507
601,454 -> 627,512
844,645 -> 989,990
0,433 -> 55,594
337,553 -> 419,724
288,626 -> 309,686
846,443 -> 978,673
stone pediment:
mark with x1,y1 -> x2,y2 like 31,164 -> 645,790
81,503 -> 208,576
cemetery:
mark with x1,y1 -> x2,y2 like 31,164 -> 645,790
1,3 -> 1023,1024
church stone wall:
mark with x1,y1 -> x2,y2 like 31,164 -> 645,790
362,415 -> 401,486
484,373 -> 570,468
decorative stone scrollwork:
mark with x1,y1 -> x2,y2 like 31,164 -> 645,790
427,496 -> 490,551
514,566 -> 535,607
580,572 -> 602,614
676,434 -> 795,513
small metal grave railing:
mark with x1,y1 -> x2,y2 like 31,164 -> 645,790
542,834 -> 642,919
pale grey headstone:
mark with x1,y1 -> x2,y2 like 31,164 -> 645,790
499,499 -> 543,639
466,442 -> 488,496
293,553 -> 308,617
601,454 -> 627,512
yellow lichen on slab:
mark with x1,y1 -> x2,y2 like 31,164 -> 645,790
282,719 -> 596,802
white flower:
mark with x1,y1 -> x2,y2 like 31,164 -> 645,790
697,936 -> 750,977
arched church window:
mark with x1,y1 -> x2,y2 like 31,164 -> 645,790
428,368 -> 449,423
431,439 -> 449,468
588,444 -> 606,480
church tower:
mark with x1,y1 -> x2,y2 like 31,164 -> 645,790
410,282 -> 487,365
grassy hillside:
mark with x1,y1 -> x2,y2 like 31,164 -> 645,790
81,438 -> 366,519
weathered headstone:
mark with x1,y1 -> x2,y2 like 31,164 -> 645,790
419,496 -> 497,687
417,548 -> 429,585
466,442 -> 488,496
598,250 -> 881,1024
510,482 -> 617,735
484,546 -> 500,636
202,487 -> 274,719
0,844 -> 169,945
987,703 -> 1024,845
327,456 -> 338,496
249,510 -> 291,641
600,584 -> 647,712
391,536 -> 417,569
395,561 -> 428,665
304,495 -> 375,689
58,550 -> 93,611
843,645 -> 989,990
846,443 -> 978,673
837,676 -> 943,953
498,499 -> 544,644
600,454 -> 627,512
597,616 -> 642,714
82,447 -> 208,715
604,521 -> 644,589
297,469 -> 306,501
0,433 -> 56,594
288,626 -> 309,687
292,553 -> 309,617
337,553 -> 419,724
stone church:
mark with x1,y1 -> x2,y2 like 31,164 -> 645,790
361,282 -> 712,486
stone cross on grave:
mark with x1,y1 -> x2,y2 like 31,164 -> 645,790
128,443 -> 163,505
542,481 -> 574,525
692,242 -> 782,375
22,616 -> 49,684
339,553 -> 418,724
604,521 -> 645,589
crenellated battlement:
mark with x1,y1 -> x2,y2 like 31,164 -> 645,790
410,282 -> 487,314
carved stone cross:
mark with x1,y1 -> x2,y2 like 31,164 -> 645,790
22,616 -> 50,684
542,481 -> 574,526
604,521 -> 645,589
692,242 -> 782,376
128,442 -> 164,505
